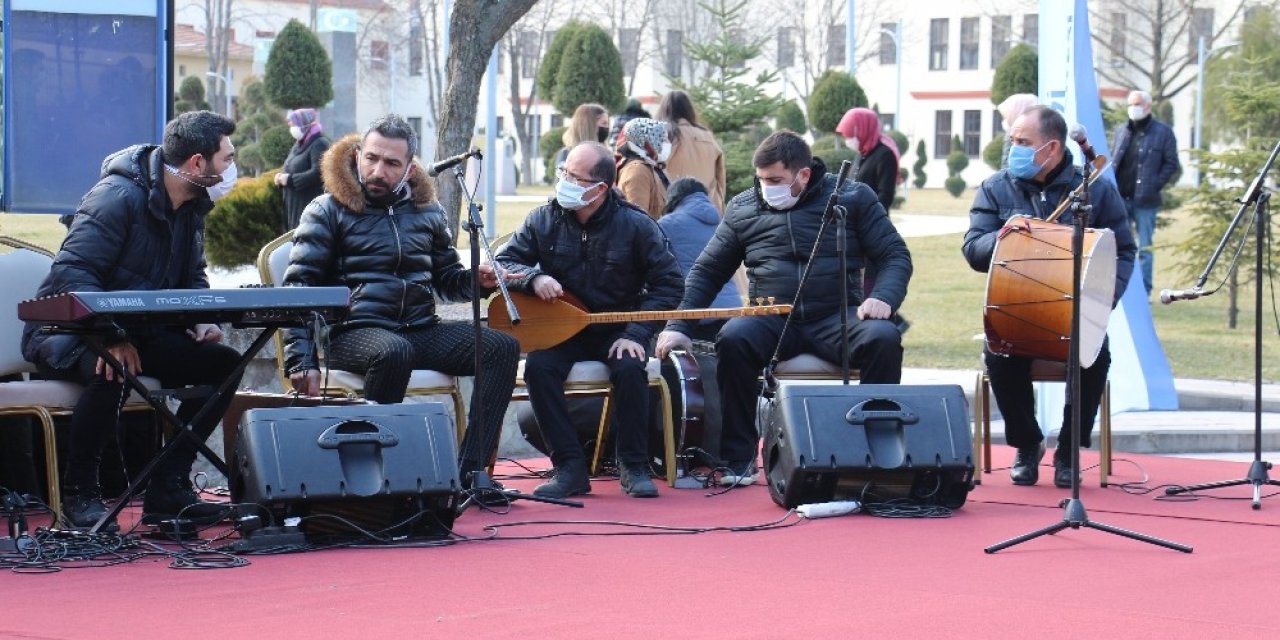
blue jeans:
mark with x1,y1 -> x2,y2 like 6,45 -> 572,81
1124,199 -> 1156,293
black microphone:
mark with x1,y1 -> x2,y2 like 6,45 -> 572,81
834,159 -> 855,190
1068,124 -> 1097,163
1160,287 -> 1208,304
427,148 -> 482,177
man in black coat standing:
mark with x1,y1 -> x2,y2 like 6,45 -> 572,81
656,131 -> 913,487
22,111 -> 242,531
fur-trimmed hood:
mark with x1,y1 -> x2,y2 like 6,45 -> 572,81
321,133 -> 437,213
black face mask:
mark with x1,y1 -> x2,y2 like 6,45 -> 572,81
597,126 -> 610,143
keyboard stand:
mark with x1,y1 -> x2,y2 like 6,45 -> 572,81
77,325 -> 281,534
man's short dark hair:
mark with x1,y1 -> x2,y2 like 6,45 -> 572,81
1027,106 -> 1067,144
363,113 -> 419,159
577,142 -> 616,185
162,110 -> 236,164
753,130 -> 811,171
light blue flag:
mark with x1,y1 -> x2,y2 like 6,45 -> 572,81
1034,0 -> 1178,431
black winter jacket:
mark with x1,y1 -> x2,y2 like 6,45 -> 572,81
21,145 -> 214,370
668,158 -> 912,335
1110,116 -> 1180,208
281,134 -> 332,228
282,134 -> 476,374
961,151 -> 1137,307
856,142 -> 898,211
495,189 -> 684,345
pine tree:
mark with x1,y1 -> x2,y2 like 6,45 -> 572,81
551,24 -> 626,116
808,70 -> 867,134
667,0 -> 783,135
776,100 -> 807,133
537,21 -> 587,110
944,135 -> 968,197
175,76 -> 211,114
264,19 -> 334,109
912,140 -> 928,188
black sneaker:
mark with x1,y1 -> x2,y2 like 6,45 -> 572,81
1010,443 -> 1046,486
141,476 -> 229,526
718,460 -> 758,487
620,464 -> 658,498
532,460 -> 591,499
61,490 -> 119,532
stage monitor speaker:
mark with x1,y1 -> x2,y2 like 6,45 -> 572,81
764,384 -> 974,509
233,403 -> 459,538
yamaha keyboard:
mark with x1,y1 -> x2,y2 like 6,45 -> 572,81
18,286 -> 350,328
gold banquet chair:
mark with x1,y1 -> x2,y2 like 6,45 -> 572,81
973,359 -> 1112,486
256,231 -> 467,435
489,233 -> 677,486
0,237 -> 159,517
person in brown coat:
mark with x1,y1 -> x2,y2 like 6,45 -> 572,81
658,90 -> 726,212
615,117 -> 669,219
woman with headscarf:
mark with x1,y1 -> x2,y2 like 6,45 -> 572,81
616,117 -> 670,220
997,93 -> 1040,167
657,90 -> 726,212
835,107 -> 900,211
555,103 -> 610,168
276,108 -> 332,229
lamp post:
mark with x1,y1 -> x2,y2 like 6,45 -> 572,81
878,21 -> 903,131
1193,36 -> 1238,185
205,71 -> 232,117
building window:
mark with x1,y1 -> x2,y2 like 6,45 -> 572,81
371,40 -> 389,70
550,113 -> 564,128
929,18 -> 949,71
1022,14 -> 1038,51
828,24 -> 846,67
879,23 -> 897,64
178,64 -> 186,76
1109,13 -> 1126,67
879,113 -> 895,130
991,15 -> 1010,68
963,110 -> 981,156
619,27 -> 640,75
409,16 -> 424,76
665,30 -> 683,77
519,30 -> 540,79
408,117 -> 423,155
1189,8 -> 1214,61
992,109 -> 1004,136
778,27 -> 795,68
496,116 -> 504,134
935,110 -> 952,158
959,17 -> 979,70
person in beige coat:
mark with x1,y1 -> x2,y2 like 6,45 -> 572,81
615,117 -> 670,220
658,90 -> 726,212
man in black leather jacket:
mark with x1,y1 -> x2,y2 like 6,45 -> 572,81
21,111 -> 241,531
283,114 -> 520,489
496,142 -> 684,499
963,106 -> 1136,488
656,131 -> 913,487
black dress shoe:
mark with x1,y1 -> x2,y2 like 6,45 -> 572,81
1010,443 -> 1046,486
1053,460 -> 1080,488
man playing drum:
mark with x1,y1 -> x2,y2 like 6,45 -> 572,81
962,106 -> 1136,488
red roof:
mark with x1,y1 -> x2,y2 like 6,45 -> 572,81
174,24 -> 255,60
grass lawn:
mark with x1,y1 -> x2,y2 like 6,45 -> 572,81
4,186 -> 1273,382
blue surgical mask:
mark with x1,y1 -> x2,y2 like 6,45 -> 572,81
1007,142 -> 1049,179
555,176 -> 602,210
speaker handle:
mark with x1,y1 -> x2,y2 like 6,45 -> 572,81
844,399 -> 919,426
316,420 -> 400,449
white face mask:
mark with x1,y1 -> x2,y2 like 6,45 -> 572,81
555,176 -> 602,210
1127,105 -> 1146,121
845,137 -> 860,152
658,141 -> 673,163
206,162 -> 238,201
760,174 -> 800,210
289,125 -> 304,140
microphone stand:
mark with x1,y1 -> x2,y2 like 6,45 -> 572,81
450,161 -> 583,513
1164,138 -> 1280,509
987,156 -> 1192,554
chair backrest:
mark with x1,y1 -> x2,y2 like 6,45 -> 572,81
257,230 -> 295,287
0,237 -> 54,376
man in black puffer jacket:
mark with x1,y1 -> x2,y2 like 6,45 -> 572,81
283,115 -> 520,489
656,131 -> 913,487
496,142 -> 684,499
21,111 -> 242,531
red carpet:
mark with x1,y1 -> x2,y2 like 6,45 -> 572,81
3,450 -> 1279,639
